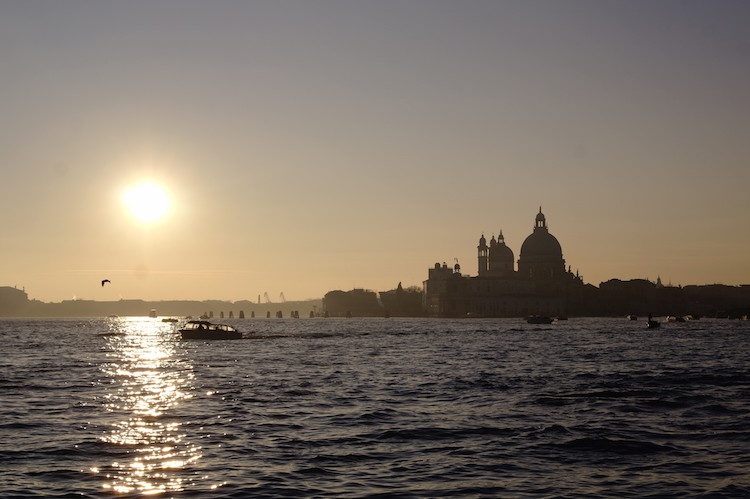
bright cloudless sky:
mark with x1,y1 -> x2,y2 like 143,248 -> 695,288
1,0 -> 749,303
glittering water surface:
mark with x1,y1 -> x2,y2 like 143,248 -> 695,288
1,317 -> 749,497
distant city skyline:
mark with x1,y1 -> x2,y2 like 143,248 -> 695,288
2,1 -> 749,302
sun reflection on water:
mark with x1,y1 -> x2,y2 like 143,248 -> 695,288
95,317 -> 197,494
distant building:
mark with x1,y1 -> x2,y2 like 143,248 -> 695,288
0,286 -> 29,316
423,208 -> 583,318
322,288 -> 382,317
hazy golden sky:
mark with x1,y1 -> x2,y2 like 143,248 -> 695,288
2,1 -> 749,302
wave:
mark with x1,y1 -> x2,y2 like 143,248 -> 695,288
552,436 -> 678,455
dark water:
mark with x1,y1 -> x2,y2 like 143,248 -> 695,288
1,317 -> 749,497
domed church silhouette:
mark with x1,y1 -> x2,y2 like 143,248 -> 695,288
424,208 -> 583,318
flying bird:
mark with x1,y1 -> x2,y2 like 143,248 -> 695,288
101,279 -> 111,287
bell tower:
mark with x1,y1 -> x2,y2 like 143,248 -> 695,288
477,234 -> 488,276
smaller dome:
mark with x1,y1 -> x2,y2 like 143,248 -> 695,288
491,242 -> 514,262
478,234 -> 487,247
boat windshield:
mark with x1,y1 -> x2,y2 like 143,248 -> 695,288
183,321 -> 235,332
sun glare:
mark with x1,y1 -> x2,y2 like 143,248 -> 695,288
123,183 -> 170,223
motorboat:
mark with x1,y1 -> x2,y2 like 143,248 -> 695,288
180,320 -> 243,340
526,315 -> 554,324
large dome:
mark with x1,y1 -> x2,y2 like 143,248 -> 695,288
520,230 -> 562,258
519,208 -> 563,259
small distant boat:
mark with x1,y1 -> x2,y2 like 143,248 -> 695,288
526,315 -> 554,324
666,315 -> 686,323
149,309 -> 158,318
179,320 -> 242,340
647,314 -> 660,329
162,317 -> 178,323
627,314 -> 638,321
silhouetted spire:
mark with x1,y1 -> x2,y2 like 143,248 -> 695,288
535,207 -> 547,230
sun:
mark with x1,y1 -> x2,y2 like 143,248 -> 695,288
123,183 -> 170,223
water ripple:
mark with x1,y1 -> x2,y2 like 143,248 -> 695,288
1,317 -> 750,496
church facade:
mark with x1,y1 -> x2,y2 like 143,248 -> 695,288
423,208 -> 583,318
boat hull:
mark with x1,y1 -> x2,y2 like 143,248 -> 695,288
526,316 -> 554,324
181,330 -> 242,340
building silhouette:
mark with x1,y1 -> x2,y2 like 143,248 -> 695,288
0,286 -> 29,316
423,208 -> 583,318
